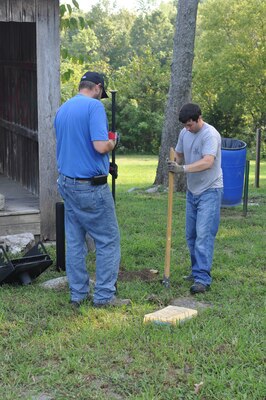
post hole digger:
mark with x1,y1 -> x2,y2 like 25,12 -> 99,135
108,90 -> 119,202
162,147 -> 176,288
109,90 -> 119,293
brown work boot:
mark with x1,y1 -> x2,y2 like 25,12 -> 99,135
190,282 -> 210,295
94,296 -> 131,308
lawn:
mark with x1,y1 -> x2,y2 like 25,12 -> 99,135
0,156 -> 265,400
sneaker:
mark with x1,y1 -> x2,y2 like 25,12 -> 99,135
190,282 -> 210,294
183,273 -> 194,282
94,296 -> 131,308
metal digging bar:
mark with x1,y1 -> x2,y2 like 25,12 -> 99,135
110,89 -> 119,294
0,242 -> 53,285
110,90 -> 117,202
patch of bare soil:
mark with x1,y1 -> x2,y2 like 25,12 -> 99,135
118,268 -> 159,282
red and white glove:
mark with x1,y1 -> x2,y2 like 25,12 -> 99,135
108,131 -> 117,141
108,131 -> 120,149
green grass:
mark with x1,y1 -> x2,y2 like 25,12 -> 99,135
0,157 -> 265,400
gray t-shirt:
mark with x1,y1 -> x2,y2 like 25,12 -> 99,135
175,122 -> 223,195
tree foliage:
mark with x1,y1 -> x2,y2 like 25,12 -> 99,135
59,0 -> 265,154
193,0 -> 266,146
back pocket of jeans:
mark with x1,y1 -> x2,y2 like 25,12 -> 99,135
74,188 -> 97,211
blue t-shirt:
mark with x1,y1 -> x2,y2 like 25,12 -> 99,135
54,94 -> 109,178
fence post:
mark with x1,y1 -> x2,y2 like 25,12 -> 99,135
242,160 -> 250,217
255,128 -> 261,188
55,202 -> 65,271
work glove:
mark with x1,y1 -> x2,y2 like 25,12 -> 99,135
167,160 -> 185,174
108,131 -> 120,150
109,162 -> 118,179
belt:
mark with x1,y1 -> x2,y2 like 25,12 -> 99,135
64,175 -> 107,185
65,175 -> 92,181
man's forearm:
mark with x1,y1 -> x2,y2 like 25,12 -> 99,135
93,140 -> 116,154
175,151 -> 184,165
184,155 -> 215,172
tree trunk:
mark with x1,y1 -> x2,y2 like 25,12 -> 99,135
155,0 -> 199,190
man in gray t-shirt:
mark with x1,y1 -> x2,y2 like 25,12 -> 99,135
167,103 -> 223,294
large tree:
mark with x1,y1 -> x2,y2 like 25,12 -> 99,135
155,0 -> 199,189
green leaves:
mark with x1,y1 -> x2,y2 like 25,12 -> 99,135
193,0 -> 266,142
59,1 -> 174,152
69,16 -> 78,29
59,0 -> 265,153
59,4 -> 67,17
61,68 -> 74,83
72,0 -> 80,9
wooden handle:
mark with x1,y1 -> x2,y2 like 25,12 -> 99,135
164,147 -> 175,279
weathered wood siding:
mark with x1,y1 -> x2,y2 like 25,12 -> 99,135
0,0 -> 60,239
0,21 -> 39,193
37,0 -> 60,239
0,0 -> 36,22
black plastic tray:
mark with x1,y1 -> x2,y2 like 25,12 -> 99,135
0,242 -> 53,285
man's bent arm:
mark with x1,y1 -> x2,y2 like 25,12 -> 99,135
175,151 -> 184,165
93,140 -> 116,154
184,155 -> 215,173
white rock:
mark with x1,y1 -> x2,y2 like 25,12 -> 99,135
0,233 -> 35,254
145,185 -> 160,193
127,187 -> 140,193
40,276 -> 68,290
40,276 -> 95,291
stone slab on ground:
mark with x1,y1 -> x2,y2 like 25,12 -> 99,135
40,276 -> 95,291
32,394 -> 54,400
170,296 -> 212,310
127,187 -> 140,193
144,305 -> 197,325
145,185 -> 160,193
40,276 -> 68,290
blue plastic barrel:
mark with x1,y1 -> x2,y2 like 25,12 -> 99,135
221,138 -> 247,206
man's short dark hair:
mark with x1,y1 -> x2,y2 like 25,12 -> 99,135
179,103 -> 202,123
78,80 -> 96,91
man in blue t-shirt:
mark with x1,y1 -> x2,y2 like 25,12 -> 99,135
54,71 -> 130,308
167,103 -> 223,294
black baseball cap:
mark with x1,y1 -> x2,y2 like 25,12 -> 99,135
80,71 -> 108,99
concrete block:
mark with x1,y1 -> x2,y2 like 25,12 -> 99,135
144,305 -> 197,325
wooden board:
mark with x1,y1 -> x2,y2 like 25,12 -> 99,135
0,213 -> 40,235
0,0 -> 36,22
36,0 -> 60,239
0,174 -> 40,236
144,305 -> 197,325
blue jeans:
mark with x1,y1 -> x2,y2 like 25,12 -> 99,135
186,188 -> 223,286
57,174 -> 120,304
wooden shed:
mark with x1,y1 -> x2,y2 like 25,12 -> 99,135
0,0 -> 60,240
